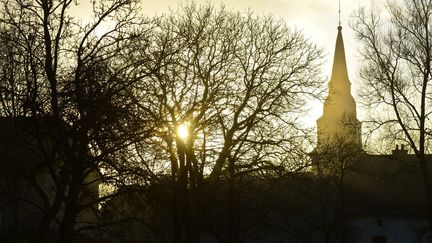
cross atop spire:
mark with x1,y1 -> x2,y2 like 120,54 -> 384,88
338,0 -> 341,26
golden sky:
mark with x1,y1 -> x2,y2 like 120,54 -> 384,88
72,0 -> 368,127
137,0 -> 368,126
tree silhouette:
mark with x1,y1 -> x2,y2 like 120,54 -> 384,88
0,2 -> 326,242
0,0 -> 153,242
352,0 -> 432,230
131,3 -> 324,243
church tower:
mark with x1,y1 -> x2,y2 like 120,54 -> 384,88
316,25 -> 362,151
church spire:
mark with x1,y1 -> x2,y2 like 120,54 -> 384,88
315,24 -> 362,150
329,25 -> 350,95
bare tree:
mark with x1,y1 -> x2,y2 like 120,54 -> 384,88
132,3 -> 324,243
351,0 -> 432,228
310,134 -> 362,243
0,0 -> 153,242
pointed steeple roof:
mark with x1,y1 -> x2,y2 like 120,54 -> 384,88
315,24 -> 362,150
329,26 -> 350,94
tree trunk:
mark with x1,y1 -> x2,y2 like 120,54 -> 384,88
58,158 -> 82,243
58,190 -> 79,243
34,212 -> 52,243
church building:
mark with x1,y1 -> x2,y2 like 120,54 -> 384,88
312,23 -> 432,243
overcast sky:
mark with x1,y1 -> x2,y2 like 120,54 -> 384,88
137,0 -> 370,125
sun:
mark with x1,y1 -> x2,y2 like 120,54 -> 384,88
177,123 -> 189,140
